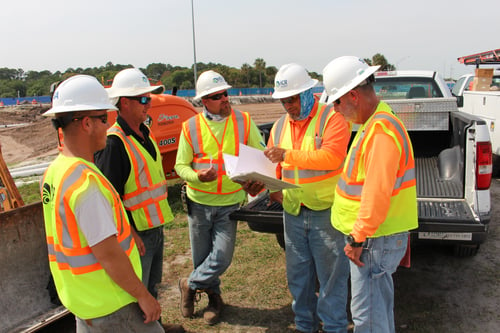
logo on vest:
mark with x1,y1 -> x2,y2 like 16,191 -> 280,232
42,183 -> 54,204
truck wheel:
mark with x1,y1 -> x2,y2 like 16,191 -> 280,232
453,244 -> 480,257
276,233 -> 285,250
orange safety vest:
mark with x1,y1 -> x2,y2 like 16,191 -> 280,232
183,109 -> 250,196
41,155 -> 140,319
108,124 -> 173,231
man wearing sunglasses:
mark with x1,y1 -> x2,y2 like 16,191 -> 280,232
41,75 -> 174,332
175,70 -> 265,325
264,63 -> 351,333
94,68 -> 183,332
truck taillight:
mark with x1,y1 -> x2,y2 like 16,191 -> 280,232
476,141 -> 492,190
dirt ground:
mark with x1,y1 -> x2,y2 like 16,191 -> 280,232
2,102 -> 499,332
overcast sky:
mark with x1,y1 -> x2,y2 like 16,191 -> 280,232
1,0 -> 497,80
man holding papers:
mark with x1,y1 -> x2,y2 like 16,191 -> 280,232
264,63 -> 351,333
174,70 -> 265,326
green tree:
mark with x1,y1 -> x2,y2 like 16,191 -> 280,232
254,58 -> 266,88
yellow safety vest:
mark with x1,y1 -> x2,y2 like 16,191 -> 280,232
270,103 -> 344,215
332,101 -> 418,237
108,124 -> 173,231
41,154 -> 141,319
183,109 -> 250,197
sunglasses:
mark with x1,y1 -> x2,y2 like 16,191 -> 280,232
73,114 -> 108,124
280,95 -> 299,104
204,91 -> 228,101
125,96 -> 152,105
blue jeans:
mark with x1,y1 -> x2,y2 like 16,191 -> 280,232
284,207 -> 349,333
137,226 -> 164,299
75,302 -> 163,332
187,201 -> 239,294
350,232 -> 408,333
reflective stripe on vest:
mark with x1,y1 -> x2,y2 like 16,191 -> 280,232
273,103 -> 342,183
108,125 -> 171,230
46,161 -> 133,275
186,110 -> 250,195
337,110 -> 416,199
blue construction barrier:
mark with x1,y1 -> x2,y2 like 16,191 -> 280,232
1,86 -> 325,106
0,96 -> 51,106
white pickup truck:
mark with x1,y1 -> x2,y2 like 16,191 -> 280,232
231,70 -> 493,256
451,69 -> 500,108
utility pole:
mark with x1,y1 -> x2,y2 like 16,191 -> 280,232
191,0 -> 198,87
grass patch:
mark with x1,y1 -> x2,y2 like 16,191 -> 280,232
17,182 -> 41,204
159,216 -> 293,332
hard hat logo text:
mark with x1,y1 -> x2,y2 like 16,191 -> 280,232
276,80 -> 288,88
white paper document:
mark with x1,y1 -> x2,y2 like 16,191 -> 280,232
223,144 -> 299,191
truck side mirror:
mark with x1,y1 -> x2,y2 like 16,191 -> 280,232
456,95 -> 464,107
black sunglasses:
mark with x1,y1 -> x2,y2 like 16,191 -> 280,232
73,114 -> 108,124
204,91 -> 228,101
125,96 -> 152,105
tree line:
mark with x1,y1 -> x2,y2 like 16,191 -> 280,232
0,54 -> 394,98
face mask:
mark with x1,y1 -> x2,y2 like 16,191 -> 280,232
297,88 -> 315,120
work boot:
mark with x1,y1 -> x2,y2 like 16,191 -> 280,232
161,323 -> 185,333
178,278 -> 196,317
203,290 -> 223,325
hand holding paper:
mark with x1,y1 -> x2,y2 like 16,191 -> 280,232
223,144 -> 299,191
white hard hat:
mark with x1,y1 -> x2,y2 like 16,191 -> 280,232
322,56 -> 380,103
106,68 -> 164,99
272,63 -> 318,99
194,70 -> 232,100
44,75 -> 118,116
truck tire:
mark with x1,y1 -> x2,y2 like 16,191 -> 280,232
453,244 -> 480,257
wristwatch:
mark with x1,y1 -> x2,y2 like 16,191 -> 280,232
347,234 -> 364,247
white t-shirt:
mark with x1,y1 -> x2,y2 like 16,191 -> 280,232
74,179 -> 118,247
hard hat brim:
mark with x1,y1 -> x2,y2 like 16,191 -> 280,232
325,65 -> 380,104
106,85 -> 165,99
194,84 -> 232,100
43,103 -> 118,116
272,79 -> 318,99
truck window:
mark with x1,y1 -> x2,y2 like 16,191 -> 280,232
374,77 -> 444,100
452,76 -> 467,96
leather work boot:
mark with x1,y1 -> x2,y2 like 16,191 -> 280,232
203,290 -> 224,325
161,323 -> 185,333
178,278 -> 196,317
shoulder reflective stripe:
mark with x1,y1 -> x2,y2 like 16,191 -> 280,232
373,113 -> 410,166
233,110 -> 245,143
58,163 -> 90,248
188,116 -> 201,154
273,115 -> 287,146
109,126 -> 147,188
316,104 -> 334,137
